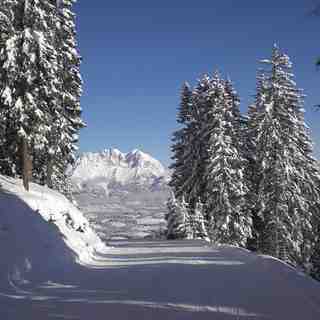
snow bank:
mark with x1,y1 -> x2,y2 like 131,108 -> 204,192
0,175 -> 105,284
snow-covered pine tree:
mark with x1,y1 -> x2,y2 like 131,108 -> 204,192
311,220 -> 320,280
166,193 -> 189,240
0,0 -> 60,190
0,0 -> 84,193
224,78 -> 242,149
253,45 -> 320,265
177,82 -> 193,124
0,1 -> 14,174
169,75 -> 212,209
243,73 -> 267,251
184,197 -> 194,240
169,82 -> 193,199
191,199 -> 209,241
33,0 -> 85,194
46,0 -> 85,193
204,72 -> 251,247
183,74 -> 212,208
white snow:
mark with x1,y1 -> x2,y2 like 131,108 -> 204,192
0,174 -> 105,277
71,148 -> 170,192
14,97 -> 23,110
1,86 -> 12,106
137,217 -> 164,225
70,148 -> 170,240
1,175 -> 320,319
110,221 -> 126,228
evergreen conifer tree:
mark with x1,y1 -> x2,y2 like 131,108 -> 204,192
166,193 -> 189,240
183,74 -> 211,208
169,83 -> 193,199
204,73 -> 251,246
184,198 -> 194,240
170,75 -> 212,209
191,199 -> 209,241
0,0 -> 61,189
243,73 -> 268,250
311,222 -> 320,280
253,45 -> 320,265
0,0 -> 84,192
224,78 -> 243,149
48,0 -> 85,192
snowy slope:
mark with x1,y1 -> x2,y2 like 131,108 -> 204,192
1,239 -> 320,319
0,181 -> 319,320
0,175 -> 105,287
71,148 -> 170,195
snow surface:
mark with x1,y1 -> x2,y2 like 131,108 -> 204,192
1,237 -> 320,319
1,175 -> 320,319
0,175 -> 105,282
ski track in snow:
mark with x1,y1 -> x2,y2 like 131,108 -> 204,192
1,240 -> 320,319
1,176 -> 320,319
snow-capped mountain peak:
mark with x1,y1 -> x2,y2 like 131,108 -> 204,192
71,148 -> 169,195
100,148 -> 126,165
125,149 -> 164,171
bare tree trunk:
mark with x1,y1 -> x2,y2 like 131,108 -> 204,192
46,158 -> 53,188
21,137 -> 31,191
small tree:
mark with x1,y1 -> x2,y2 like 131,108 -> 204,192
166,193 -> 188,240
192,199 -> 209,241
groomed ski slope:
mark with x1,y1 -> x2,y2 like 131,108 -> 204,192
1,176 -> 320,319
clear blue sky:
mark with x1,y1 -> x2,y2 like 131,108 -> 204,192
74,0 -> 320,165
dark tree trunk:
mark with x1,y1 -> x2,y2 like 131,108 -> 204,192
46,158 -> 53,188
21,137 -> 31,191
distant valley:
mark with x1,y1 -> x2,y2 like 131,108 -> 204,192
71,148 -> 170,240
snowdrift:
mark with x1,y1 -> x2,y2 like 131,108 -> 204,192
0,175 -> 105,286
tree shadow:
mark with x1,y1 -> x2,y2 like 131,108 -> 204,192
0,189 -> 79,291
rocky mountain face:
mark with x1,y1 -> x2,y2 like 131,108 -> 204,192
70,149 -> 170,240
71,148 -> 170,196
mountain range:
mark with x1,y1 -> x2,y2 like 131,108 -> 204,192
71,148 -> 170,196
70,148 -> 170,240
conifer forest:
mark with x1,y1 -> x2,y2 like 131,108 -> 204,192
1,2 -> 320,319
